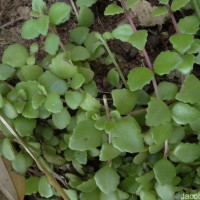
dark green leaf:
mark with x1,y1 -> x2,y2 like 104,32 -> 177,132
70,27 -> 89,45
78,7 -> 94,27
107,69 -> 120,87
25,176 -> 40,195
0,63 -> 15,80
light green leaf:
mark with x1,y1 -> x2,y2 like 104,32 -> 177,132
35,15 -> 49,35
52,108 -> 71,129
158,81 -> 178,100
176,74 -> 200,104
49,2 -> 71,25
112,89 -> 136,114
78,7 -> 94,27
2,100 -> 18,119
126,0 -> 140,9
100,143 -> 121,161
100,191 -> 120,200
178,15 -> 200,34
152,7 -> 168,17
172,143 -> 200,163
171,0 -> 190,11
128,30 -> 148,50
155,184 -> 175,200
79,66 -> 94,83
21,19 -> 39,39
104,4 -> 124,16
153,159 -> 176,185
69,120 -> 102,151
153,51 -> 182,75
12,152 -> 28,174
64,189 -> 78,200
49,53 -> 77,79
177,54 -> 195,74
65,90 -> 84,110
71,73 -> 85,89
107,69 -> 120,87
44,33 -> 60,55
76,0 -> 97,7
159,0 -> 169,4
111,116 -> 144,153
80,189 -> 100,200
94,166 -> 120,194
44,92 -> 63,113
169,33 -> 194,55
171,102 -> 200,125
77,179 -> 97,193
38,176 -> 54,198
14,116 -> 36,137
30,42 -> 39,53
32,0 -> 46,12
0,63 -> 15,80
75,151 -> 87,164
71,46 -> 90,61
2,138 -> 16,161
127,67 -> 153,91
70,27 -> 89,45
146,97 -> 171,126
2,43 -> 29,68
25,176 -> 40,195
112,24 -> 133,42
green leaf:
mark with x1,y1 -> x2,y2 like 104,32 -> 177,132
71,46 -> 90,61
21,19 -> 39,39
71,73 -> 85,89
25,176 -> 40,195
152,7 -> 168,17
75,151 -> 87,164
159,0 -> 169,4
52,108 -> 71,129
153,51 -> 182,75
112,24 -> 133,42
65,90 -> 84,110
171,102 -> 200,125
2,100 -> 18,119
104,4 -> 124,16
177,54 -> 195,74
38,176 -> 54,198
2,43 -> 29,68
155,184 -> 174,200
176,74 -> 200,104
153,159 -> 176,185
49,2 -> 71,25
44,92 -> 63,113
100,143 -> 121,161
146,97 -> 171,126
32,0 -> 46,12
77,179 -> 97,192
14,116 -> 36,137
140,190 -> 157,200
49,53 -> 77,79
94,166 -> 120,194
44,33 -> 60,55
80,189 -> 100,200
169,33 -> 194,55
158,81 -> 178,100
12,152 -> 28,174
0,94 -> 4,108
128,30 -> 148,50
107,68 -> 120,87
127,67 -> 154,91
111,116 -> 144,153
2,138 -> 16,161
178,15 -> 200,34
79,66 -> 94,83
172,143 -> 200,163
112,89 -> 136,114
76,0 -> 97,7
30,42 -> 39,53
35,15 -> 49,35
0,63 -> 15,80
69,120 -> 102,151
78,7 -> 94,27
126,0 -> 140,9
64,189 -> 78,200
171,0 -> 190,11
151,123 -> 173,144
70,27 -> 89,45
100,191 -> 120,200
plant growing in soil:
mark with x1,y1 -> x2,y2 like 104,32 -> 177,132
1,0 -> 200,199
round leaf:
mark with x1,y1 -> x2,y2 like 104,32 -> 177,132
44,33 -> 60,55
153,51 -> 182,75
38,176 -> 54,198
32,0 -> 46,12
12,152 -> 28,174
2,43 -> 29,68
21,19 -> 39,39
127,67 -> 153,91
35,15 -> 49,35
152,7 -> 168,17
70,27 -> 89,45
71,46 -> 90,61
69,120 -> 102,151
71,73 -> 85,89
171,0 -> 190,11
94,166 -> 120,194
2,138 -> 16,161
112,89 -> 136,114
107,68 -> 120,87
104,4 -> 123,16
0,63 -> 15,80
78,7 -> 94,27
25,176 -> 40,195
177,54 -> 195,74
111,116 -> 144,153
49,2 -> 71,25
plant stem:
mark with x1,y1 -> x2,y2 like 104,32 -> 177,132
69,0 -> 79,18
120,0 -> 160,99
98,35 -> 129,88
0,115 -> 70,200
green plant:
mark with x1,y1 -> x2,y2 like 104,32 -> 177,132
1,0 -> 200,199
